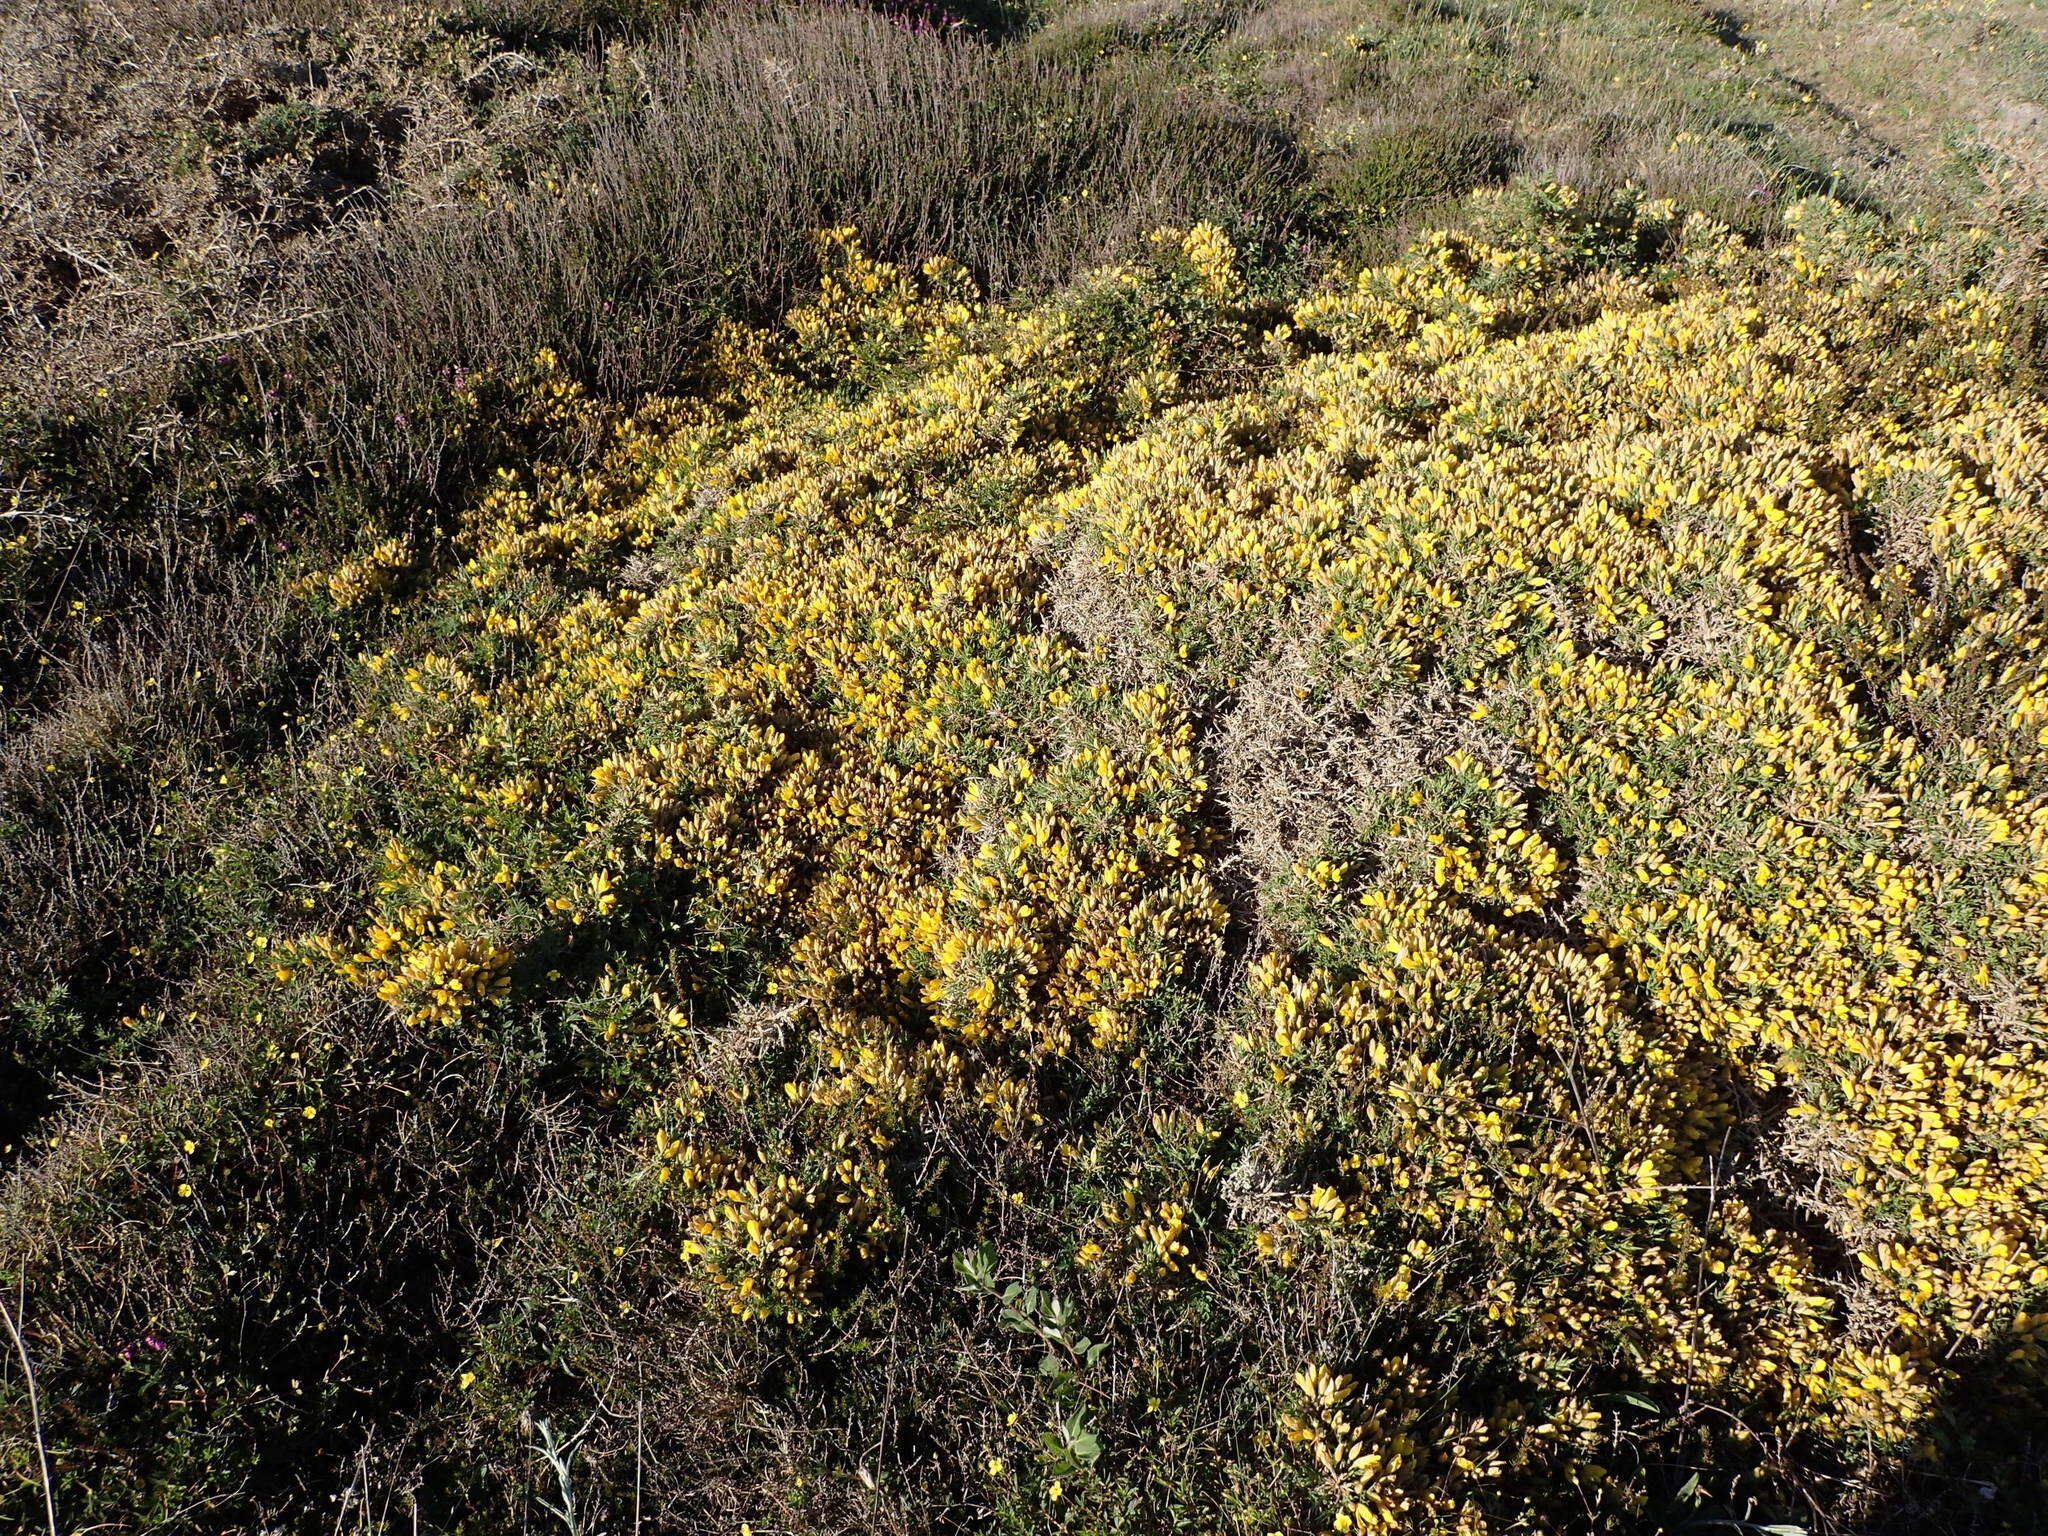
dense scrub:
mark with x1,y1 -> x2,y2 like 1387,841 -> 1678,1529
11,0 -> 2048,1528
8,0 -> 2034,1145
329,6 -> 1312,405
0,0 -> 1308,1147
10,189 -> 2048,1532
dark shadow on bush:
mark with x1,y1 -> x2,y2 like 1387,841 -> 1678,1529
1860,1349 -> 2048,1535
0,998 -> 599,1533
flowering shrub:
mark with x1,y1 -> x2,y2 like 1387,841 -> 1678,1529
288,199 -> 2048,1528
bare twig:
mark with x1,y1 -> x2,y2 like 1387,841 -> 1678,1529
95,309 -> 334,383
0,497 -> 79,525
168,310 -> 335,353
8,89 -> 45,174
0,1274 -> 60,1536
632,1390 -> 645,1536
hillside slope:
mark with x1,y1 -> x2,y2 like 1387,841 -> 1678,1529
10,0 -> 2048,1532
9,189 -> 2048,1532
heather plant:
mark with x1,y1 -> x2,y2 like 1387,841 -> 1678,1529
326,4 -> 1313,404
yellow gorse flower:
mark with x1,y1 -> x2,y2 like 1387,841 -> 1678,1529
278,201 -> 2048,1527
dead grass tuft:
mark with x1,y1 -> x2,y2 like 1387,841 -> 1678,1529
1216,645 -> 1499,885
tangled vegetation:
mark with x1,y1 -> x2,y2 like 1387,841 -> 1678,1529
11,0 -> 2048,1527
15,184 -> 2048,1531
0,0 -> 1308,1151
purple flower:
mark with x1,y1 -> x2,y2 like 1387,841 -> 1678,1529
144,1334 -> 166,1352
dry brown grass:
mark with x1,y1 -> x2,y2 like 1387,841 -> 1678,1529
1216,644 -> 1519,891
328,4 -> 1311,402
0,0 -> 601,415
1732,0 -> 2048,227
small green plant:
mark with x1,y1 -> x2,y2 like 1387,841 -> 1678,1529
530,1414 -> 595,1536
1041,1402 -> 1104,1478
239,102 -> 326,164
1324,121 -> 1521,221
956,1243 -> 1107,1472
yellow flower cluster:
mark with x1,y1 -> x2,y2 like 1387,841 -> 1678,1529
310,537 -> 412,608
290,197 -> 2048,1523
279,842 -> 512,1028
370,932 -> 512,1027
1282,1361 -> 1511,1534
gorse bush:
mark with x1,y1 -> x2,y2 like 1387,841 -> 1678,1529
0,0 -> 1307,1151
6,0 -> 2011,1153
12,192 -> 2048,1532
